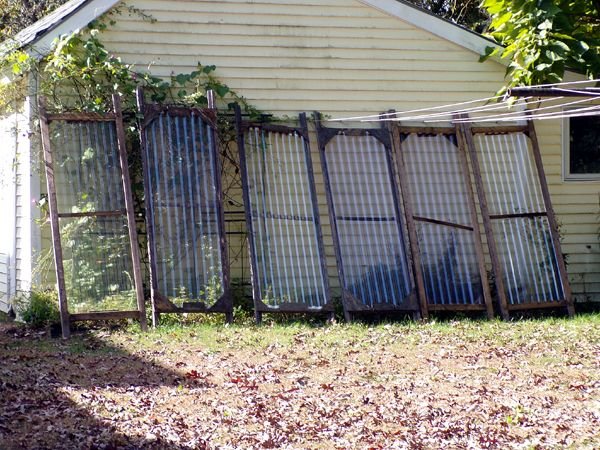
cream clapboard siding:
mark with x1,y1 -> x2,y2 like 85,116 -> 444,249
4,83 -> 43,301
0,110 -> 21,311
45,0 -> 594,302
0,111 -> 15,311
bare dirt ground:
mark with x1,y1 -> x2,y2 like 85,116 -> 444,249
0,316 -> 598,449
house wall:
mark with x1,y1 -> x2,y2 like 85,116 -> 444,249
0,98 -> 38,310
32,0 -> 600,303
1,80 -> 44,309
0,112 -> 17,312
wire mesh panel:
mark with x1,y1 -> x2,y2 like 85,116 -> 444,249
39,96 -> 146,337
236,109 -> 331,318
315,118 -> 416,318
139,100 -> 231,319
397,130 -> 492,317
468,126 -> 572,314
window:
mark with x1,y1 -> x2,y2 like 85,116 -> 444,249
564,115 -> 600,180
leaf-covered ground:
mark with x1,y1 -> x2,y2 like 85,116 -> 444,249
0,315 -> 599,449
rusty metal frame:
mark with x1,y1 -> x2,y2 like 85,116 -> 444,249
390,122 -> 494,319
137,89 -> 232,324
38,95 -> 147,338
235,106 -> 332,322
462,119 -> 574,317
314,113 -> 418,320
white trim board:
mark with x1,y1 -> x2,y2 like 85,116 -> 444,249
25,0 -> 120,59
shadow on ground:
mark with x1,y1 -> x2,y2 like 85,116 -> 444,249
0,323 -> 200,450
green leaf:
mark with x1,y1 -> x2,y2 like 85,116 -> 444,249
215,85 -> 230,97
479,45 -> 498,63
551,40 -> 570,53
545,50 -> 562,62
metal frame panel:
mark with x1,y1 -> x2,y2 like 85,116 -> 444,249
235,107 -> 332,321
392,123 -> 494,319
314,114 -> 417,319
137,90 -> 232,324
463,120 -> 574,317
38,96 -> 147,338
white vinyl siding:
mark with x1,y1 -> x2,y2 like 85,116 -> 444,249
0,112 -> 19,311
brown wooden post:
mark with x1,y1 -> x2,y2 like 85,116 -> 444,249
113,94 -> 148,331
206,91 -> 233,324
136,87 -> 160,327
313,112 -> 352,321
459,117 -> 510,319
526,120 -> 575,316
38,97 -> 70,338
389,121 -> 429,319
234,104 -> 263,324
454,120 -> 495,319
299,113 -> 333,315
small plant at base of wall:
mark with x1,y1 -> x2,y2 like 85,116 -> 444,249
15,289 -> 60,329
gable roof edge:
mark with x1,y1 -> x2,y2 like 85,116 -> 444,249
7,0 -> 120,59
358,0 -> 501,57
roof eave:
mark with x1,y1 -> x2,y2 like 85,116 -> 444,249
2,0 -> 120,59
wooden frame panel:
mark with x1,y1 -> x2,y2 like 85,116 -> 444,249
315,113 -> 418,320
235,106 -> 332,322
392,122 -> 494,319
39,96 -> 147,338
463,119 -> 574,317
137,89 -> 232,324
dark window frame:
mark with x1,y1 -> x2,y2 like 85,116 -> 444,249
564,114 -> 600,181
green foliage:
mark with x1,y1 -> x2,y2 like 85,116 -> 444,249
0,47 -> 31,115
482,0 -> 600,89
40,21 -> 258,114
17,289 -> 60,328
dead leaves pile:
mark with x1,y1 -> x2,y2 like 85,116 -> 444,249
0,319 -> 598,449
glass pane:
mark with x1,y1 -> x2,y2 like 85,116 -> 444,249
402,133 -> 471,226
50,121 -> 124,214
474,132 -> 544,215
325,134 -> 412,306
493,217 -> 564,304
416,221 -> 483,305
60,216 -> 136,313
144,112 -> 224,306
244,128 -> 327,308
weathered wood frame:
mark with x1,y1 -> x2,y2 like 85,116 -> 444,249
314,113 -> 419,320
235,106 -> 333,323
137,89 -> 232,325
461,118 -> 574,317
38,95 -> 148,338
390,122 -> 494,319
